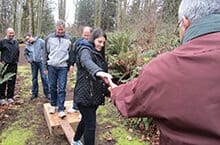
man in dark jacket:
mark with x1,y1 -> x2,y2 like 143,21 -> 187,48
0,28 -> 19,105
109,0 -> 220,145
24,33 -> 50,100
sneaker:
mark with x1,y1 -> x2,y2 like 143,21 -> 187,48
7,98 -> 14,104
72,139 -> 83,145
0,99 -> 8,105
49,106 -> 56,114
67,108 -> 78,114
58,111 -> 66,119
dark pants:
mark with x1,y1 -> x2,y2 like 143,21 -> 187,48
31,62 -> 50,97
74,105 -> 98,145
0,63 -> 17,99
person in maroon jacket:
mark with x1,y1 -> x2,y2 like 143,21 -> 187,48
109,0 -> 220,145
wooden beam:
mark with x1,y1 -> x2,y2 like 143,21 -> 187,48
43,100 -> 80,136
60,120 -> 75,144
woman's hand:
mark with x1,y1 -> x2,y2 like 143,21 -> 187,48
96,71 -> 113,85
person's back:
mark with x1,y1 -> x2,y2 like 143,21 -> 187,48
144,32 -> 220,144
109,0 -> 220,144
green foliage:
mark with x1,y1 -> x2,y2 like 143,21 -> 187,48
97,101 -> 150,144
0,128 -> 33,145
162,0 -> 181,23
111,127 -> 147,145
106,31 -> 139,83
147,23 -> 180,54
0,63 -> 15,84
75,0 -> 95,26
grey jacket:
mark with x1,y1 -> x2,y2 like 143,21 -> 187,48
24,37 -> 44,63
43,32 -> 72,69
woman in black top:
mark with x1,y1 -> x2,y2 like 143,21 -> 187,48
72,28 -> 112,145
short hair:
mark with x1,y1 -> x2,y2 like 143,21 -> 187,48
23,33 -> 32,38
89,28 -> 107,43
6,28 -> 14,33
178,0 -> 220,23
82,26 -> 92,34
56,19 -> 65,28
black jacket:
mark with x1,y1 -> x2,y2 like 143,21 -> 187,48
0,38 -> 19,64
74,41 -> 109,107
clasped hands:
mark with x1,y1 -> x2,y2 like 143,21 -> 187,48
96,71 -> 117,89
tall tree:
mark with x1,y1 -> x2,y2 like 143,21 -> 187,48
58,0 -> 66,20
36,0 -> 44,35
101,0 -> 116,31
162,0 -> 181,23
94,0 -> 102,27
75,0 -> 95,26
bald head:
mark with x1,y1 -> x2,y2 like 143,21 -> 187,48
82,26 -> 92,40
6,28 -> 15,40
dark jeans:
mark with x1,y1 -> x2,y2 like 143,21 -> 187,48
31,62 -> 50,97
0,64 -> 17,99
73,102 -> 78,110
74,105 -> 98,145
48,65 -> 68,112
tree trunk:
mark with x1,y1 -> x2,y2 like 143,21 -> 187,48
36,0 -> 44,36
58,0 -> 66,20
94,0 -> 102,27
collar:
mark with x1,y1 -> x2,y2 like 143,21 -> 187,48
182,14 -> 220,44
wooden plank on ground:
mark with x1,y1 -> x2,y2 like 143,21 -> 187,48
43,100 -> 80,136
60,120 -> 75,144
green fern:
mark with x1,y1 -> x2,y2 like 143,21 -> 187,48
0,63 -> 15,84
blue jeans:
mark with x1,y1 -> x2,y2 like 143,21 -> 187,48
74,105 -> 98,145
48,65 -> 68,112
31,62 -> 50,97
73,102 -> 78,110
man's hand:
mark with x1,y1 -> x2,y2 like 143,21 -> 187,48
44,70 -> 48,75
69,65 -> 75,73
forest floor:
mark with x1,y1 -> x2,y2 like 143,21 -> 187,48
0,45 -> 159,145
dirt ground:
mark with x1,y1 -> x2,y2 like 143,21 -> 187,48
0,45 -> 159,145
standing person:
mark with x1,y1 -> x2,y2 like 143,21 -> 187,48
24,33 -> 50,100
72,28 -> 112,145
0,28 -> 19,105
109,0 -> 220,145
43,19 -> 72,118
68,26 -> 92,114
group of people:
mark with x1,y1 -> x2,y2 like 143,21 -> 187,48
1,0 -> 220,145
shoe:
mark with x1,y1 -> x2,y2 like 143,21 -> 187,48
72,139 -> 83,145
49,106 -> 56,114
67,108 -> 78,113
0,99 -> 8,105
7,98 -> 14,104
58,111 -> 66,119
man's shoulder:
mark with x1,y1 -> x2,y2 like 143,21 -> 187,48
45,32 -> 56,40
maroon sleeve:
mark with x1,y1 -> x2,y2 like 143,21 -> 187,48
110,59 -> 160,118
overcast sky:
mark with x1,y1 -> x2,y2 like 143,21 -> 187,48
51,0 -> 76,25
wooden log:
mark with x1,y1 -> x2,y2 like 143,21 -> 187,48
43,100 -> 80,136
60,120 -> 75,144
